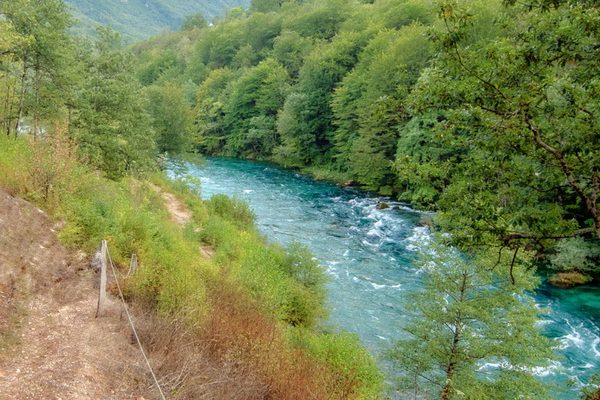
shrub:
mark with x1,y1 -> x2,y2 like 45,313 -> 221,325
207,194 -> 255,228
293,329 -> 384,399
0,135 -> 383,399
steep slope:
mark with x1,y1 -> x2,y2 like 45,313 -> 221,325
0,189 -> 149,399
65,0 -> 250,42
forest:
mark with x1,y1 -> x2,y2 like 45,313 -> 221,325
131,0 -> 600,287
0,0 -> 599,398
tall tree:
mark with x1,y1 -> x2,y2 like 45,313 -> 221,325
0,16 -> 31,136
193,68 -> 235,154
404,0 -> 600,278
224,58 -> 289,158
74,28 -> 156,179
332,25 -> 432,194
1,0 -> 75,137
146,83 -> 193,153
275,31 -> 367,166
391,243 -> 553,399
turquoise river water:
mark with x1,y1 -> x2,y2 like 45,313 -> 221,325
170,157 -> 599,399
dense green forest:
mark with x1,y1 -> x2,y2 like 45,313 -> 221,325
1,0 -> 599,398
131,0 -> 600,287
64,0 -> 250,41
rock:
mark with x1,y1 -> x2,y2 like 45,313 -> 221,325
548,271 -> 593,288
342,180 -> 355,187
416,215 -> 434,228
376,202 -> 390,210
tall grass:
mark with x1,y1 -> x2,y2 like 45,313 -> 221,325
0,133 -> 384,399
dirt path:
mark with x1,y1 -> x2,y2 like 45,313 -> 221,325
0,190 -> 148,399
149,183 -> 215,259
149,183 -> 192,226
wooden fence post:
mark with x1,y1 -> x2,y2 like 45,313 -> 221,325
96,240 -> 108,317
128,253 -> 138,276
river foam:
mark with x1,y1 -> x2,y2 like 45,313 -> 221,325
170,157 -> 600,399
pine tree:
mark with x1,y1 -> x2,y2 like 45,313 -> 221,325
390,242 -> 553,400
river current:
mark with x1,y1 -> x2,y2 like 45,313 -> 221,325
169,157 -> 599,398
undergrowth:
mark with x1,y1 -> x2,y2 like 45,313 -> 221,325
0,133 -> 383,399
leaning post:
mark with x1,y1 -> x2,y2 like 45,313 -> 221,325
95,240 -> 108,317
128,253 -> 138,276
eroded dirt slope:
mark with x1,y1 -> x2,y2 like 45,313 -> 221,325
0,189 -> 149,399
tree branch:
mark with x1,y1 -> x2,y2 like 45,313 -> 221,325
522,107 -> 600,234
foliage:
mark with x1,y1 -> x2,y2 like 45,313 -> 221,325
390,242 -> 553,399
6,0 -> 599,396
295,329 -> 384,399
0,133 -> 382,399
145,82 -> 194,153
206,193 -> 255,228
180,13 -> 208,31
222,58 -> 289,158
0,0 -> 75,138
130,0 -> 600,285
550,238 -> 600,274
401,0 -> 600,279
73,28 -> 157,179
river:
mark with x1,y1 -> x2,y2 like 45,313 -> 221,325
169,157 -> 600,398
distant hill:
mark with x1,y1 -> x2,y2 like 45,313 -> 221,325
65,0 -> 250,42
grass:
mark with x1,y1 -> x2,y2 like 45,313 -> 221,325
0,133 -> 383,399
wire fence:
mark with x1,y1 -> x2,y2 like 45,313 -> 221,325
96,240 -> 167,400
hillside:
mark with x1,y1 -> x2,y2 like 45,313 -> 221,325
65,0 -> 250,41
0,188 -> 150,399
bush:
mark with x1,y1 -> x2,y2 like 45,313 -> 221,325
0,135 -> 383,399
207,194 -> 255,228
293,329 -> 384,400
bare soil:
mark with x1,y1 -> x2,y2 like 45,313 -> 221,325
0,189 -> 150,400
149,183 -> 192,226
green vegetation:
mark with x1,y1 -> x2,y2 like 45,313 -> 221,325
0,130 -> 383,400
0,2 -> 382,397
128,0 -> 599,396
2,0 -> 599,398
64,0 -> 250,42
390,243 -> 553,399
131,0 -> 600,286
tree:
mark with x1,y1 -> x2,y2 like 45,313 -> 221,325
74,28 -> 156,179
181,13 -> 208,31
146,83 -> 193,153
272,30 -> 313,79
275,31 -> 368,166
406,0 -> 600,279
251,0 -> 285,13
0,16 -> 31,136
193,68 -> 235,154
391,242 -> 553,400
224,58 -> 290,158
283,0 -> 351,40
332,25 -> 432,194
1,0 -> 75,137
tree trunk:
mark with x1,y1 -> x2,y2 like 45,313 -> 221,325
2,78 -> 12,136
441,272 -> 468,400
32,67 -> 40,141
15,61 -> 27,138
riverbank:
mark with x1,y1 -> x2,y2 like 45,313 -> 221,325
0,135 -> 383,399
0,188 -> 151,399
170,156 -> 600,399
